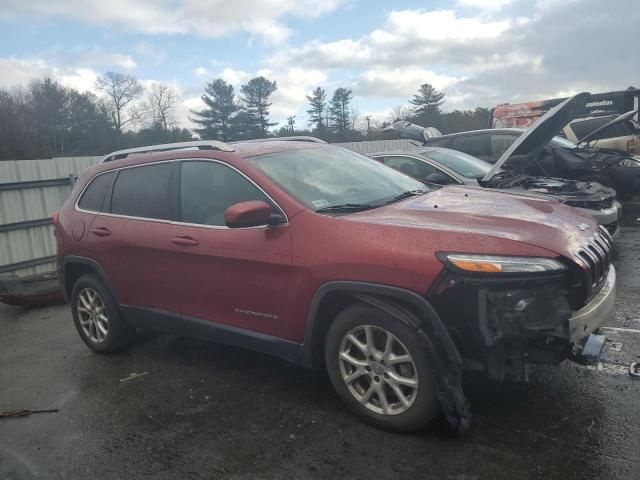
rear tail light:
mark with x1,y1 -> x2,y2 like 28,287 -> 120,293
52,210 -> 59,225
627,138 -> 639,155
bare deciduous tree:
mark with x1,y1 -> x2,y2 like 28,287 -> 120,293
96,72 -> 144,144
389,105 -> 411,123
146,83 -> 180,130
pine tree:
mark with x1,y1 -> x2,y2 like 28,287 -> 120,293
240,76 -> 277,137
190,79 -> 239,141
329,87 -> 353,135
306,87 -> 327,130
409,83 -> 445,117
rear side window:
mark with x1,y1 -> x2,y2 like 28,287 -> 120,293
110,163 -> 172,220
570,117 -> 610,139
452,135 -> 492,156
77,171 -> 114,212
426,137 -> 452,148
179,161 -> 269,226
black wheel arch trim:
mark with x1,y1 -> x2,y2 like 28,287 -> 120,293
301,281 -> 470,433
60,256 -> 118,304
301,281 -> 462,367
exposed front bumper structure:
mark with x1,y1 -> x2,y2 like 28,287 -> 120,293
569,265 -> 616,344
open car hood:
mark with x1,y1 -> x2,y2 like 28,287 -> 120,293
576,109 -> 639,145
482,92 -> 591,182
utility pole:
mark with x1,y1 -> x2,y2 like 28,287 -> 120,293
364,115 -> 372,141
287,115 -> 296,134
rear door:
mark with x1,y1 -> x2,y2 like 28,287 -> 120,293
86,161 -> 184,314
168,159 -> 294,340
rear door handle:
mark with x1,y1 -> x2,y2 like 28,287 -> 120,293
91,227 -> 111,237
171,236 -> 199,247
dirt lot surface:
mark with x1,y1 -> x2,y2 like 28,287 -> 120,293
2,204 -> 640,480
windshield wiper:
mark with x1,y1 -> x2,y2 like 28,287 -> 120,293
315,203 -> 374,213
385,189 -> 426,204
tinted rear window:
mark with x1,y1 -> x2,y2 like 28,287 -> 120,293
78,171 -> 114,212
570,116 -> 637,140
452,135 -> 492,156
110,163 -> 172,220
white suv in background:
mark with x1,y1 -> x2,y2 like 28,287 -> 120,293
563,110 -> 640,156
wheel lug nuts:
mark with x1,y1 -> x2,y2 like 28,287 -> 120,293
374,376 -> 380,382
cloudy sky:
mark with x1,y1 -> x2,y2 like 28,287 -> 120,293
0,0 -> 637,129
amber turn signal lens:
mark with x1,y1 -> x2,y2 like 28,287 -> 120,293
449,259 -> 502,272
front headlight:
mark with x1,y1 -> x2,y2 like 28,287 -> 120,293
439,253 -> 566,273
619,158 -> 640,168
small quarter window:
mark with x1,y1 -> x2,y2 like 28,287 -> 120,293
78,172 -> 115,212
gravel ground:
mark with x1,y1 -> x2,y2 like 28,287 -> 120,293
1,204 -> 640,480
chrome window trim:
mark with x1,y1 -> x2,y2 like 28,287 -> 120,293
74,158 -> 289,230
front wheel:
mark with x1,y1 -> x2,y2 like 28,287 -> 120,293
325,302 -> 439,432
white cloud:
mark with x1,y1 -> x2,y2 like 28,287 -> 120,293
356,68 -> 460,98
457,0 -> 514,10
0,57 -> 99,92
0,0 -> 345,43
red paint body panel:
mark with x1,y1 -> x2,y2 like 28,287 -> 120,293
56,143 -> 599,345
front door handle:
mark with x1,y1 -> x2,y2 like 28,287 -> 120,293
91,227 -> 111,237
171,236 -> 199,247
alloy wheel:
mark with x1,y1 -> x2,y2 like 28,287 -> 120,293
76,287 -> 109,343
338,324 -> 419,415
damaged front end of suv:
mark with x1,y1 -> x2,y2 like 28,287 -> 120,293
428,226 -> 615,381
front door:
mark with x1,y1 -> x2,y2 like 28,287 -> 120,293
169,159 -> 295,340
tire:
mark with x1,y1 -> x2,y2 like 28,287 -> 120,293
70,274 -> 135,353
325,302 -> 440,432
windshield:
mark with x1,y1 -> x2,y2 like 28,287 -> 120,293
247,146 -> 427,212
423,149 -> 492,179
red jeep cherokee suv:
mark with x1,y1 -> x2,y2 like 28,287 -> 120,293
55,138 -> 616,432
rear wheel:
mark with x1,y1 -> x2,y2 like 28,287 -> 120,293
325,302 -> 439,432
71,274 -> 135,353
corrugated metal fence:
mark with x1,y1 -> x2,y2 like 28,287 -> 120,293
0,156 -> 101,277
333,139 -> 416,154
0,140 -> 416,278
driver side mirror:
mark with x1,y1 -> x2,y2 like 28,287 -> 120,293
224,201 -> 284,228
424,172 -> 455,185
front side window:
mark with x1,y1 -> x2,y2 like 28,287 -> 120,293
110,163 -> 172,220
380,156 -> 441,180
78,171 -> 115,212
247,146 -> 427,212
179,161 -> 269,226
423,149 -> 492,179
490,134 -> 518,157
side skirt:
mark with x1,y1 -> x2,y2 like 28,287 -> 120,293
121,305 -> 302,364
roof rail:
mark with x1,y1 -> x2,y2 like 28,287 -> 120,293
102,140 -> 235,163
232,136 -> 327,145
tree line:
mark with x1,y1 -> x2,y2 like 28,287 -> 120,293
0,71 -> 491,160
0,73 -> 194,160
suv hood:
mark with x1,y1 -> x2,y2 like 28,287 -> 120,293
482,92 -> 591,182
576,109 -> 639,145
349,186 -> 597,257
